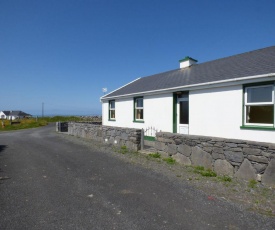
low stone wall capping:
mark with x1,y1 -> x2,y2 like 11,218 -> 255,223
68,122 -> 141,151
155,132 -> 275,187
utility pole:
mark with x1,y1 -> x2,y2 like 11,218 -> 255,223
42,102 -> 44,117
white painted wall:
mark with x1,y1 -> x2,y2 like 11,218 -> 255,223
0,111 -> 6,119
102,93 -> 173,134
189,85 -> 275,143
102,84 -> 275,143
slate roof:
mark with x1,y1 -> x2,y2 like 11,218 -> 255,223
103,46 -> 275,99
2,111 -> 31,116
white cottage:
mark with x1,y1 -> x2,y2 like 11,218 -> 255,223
101,46 -> 275,144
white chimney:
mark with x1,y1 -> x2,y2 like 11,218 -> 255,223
179,56 -> 198,69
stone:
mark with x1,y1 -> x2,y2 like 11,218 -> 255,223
229,148 -> 242,152
252,163 -> 267,174
174,138 -> 183,145
212,152 -> 220,160
177,144 -> 192,157
155,141 -> 166,151
234,159 -> 257,181
261,151 -> 271,158
121,132 -> 128,140
191,146 -> 213,170
256,174 -> 262,182
224,151 -> 244,163
201,142 -> 213,147
212,147 -> 223,154
172,153 -> 191,166
243,148 -> 261,156
237,144 -> 249,148
225,143 -> 238,148
247,155 -> 268,164
165,144 -> 177,155
262,159 -> 275,187
214,142 -> 224,147
214,159 -> 234,177
203,147 -> 212,153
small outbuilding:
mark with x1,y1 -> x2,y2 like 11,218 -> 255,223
100,46 -> 275,144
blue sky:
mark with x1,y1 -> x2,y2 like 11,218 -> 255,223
1,0 -> 275,116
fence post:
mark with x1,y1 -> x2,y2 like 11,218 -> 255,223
141,128 -> 144,150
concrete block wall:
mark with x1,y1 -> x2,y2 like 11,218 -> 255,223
68,122 -> 141,151
155,132 -> 275,187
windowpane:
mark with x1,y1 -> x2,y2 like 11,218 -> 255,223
136,98 -> 143,107
247,86 -> 273,103
246,105 -> 273,124
136,109 -> 143,119
180,101 -> 189,124
110,110 -> 115,119
110,101 -> 115,109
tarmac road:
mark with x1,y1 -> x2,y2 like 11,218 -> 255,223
0,124 -> 274,230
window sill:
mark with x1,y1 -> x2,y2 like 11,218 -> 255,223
240,125 -> 275,131
133,120 -> 144,123
108,119 -> 116,122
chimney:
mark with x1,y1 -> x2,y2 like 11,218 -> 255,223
179,56 -> 198,69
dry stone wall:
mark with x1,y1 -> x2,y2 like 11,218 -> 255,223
155,132 -> 275,187
68,122 -> 141,151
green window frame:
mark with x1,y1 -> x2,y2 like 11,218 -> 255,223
133,97 -> 144,122
109,100 -> 115,121
241,82 -> 275,130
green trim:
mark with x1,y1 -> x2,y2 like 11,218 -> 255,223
133,96 -> 144,122
243,81 -> 275,87
242,85 -> 245,126
243,81 -> 275,126
108,100 -> 115,120
144,136 -> 156,141
133,120 -> 144,123
179,56 -> 198,63
173,93 -> 177,133
240,126 -> 275,131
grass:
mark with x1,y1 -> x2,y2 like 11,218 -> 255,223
0,116 -> 101,131
217,175 -> 232,182
193,166 -> 217,177
162,157 -> 176,164
119,145 -> 128,154
248,179 -> 258,188
0,118 -> 47,131
148,152 -> 161,158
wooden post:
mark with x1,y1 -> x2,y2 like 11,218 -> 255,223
141,128 -> 144,150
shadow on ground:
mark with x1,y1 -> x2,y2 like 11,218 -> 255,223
0,145 -> 7,153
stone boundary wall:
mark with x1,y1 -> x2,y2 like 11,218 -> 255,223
155,132 -> 275,187
68,122 -> 141,151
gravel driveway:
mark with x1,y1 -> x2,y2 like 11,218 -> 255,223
0,124 -> 274,229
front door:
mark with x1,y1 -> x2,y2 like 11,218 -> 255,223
177,92 -> 189,134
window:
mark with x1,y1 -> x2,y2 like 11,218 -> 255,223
244,84 -> 274,127
109,100 -> 115,120
134,97 -> 144,121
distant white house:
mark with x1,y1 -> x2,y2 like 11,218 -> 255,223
0,111 -> 32,120
100,46 -> 275,144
